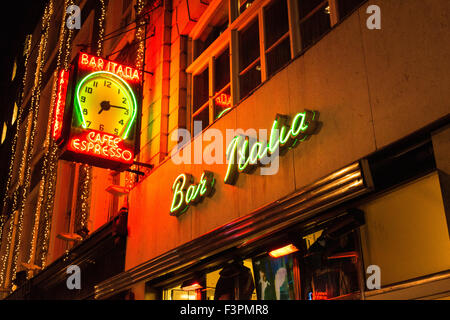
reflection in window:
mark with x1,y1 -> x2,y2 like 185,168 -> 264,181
253,254 -> 297,300
194,1 -> 229,60
298,0 -> 332,49
239,19 -> 261,100
213,48 -> 231,119
264,0 -> 291,77
301,230 -> 361,300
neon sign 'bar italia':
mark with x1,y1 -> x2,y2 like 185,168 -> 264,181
224,110 -> 318,185
79,53 -> 141,83
170,171 -> 215,216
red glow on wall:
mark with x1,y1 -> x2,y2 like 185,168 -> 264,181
78,53 -> 141,83
51,69 -> 69,141
215,93 -> 231,108
68,129 -> 134,164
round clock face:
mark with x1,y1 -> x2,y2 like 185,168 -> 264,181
75,71 -> 137,139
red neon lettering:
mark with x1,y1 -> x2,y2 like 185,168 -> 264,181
81,53 -> 89,65
78,53 -> 141,82
52,69 -> 70,141
215,93 -> 231,108
69,130 -> 134,164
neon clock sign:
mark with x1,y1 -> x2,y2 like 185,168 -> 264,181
54,53 -> 141,171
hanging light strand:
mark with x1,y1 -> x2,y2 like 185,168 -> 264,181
9,1 -> 53,288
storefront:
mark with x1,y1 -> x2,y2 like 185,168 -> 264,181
93,102 -> 449,301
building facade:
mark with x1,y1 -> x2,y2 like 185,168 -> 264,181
0,0 -> 449,300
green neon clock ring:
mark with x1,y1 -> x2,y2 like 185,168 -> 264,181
75,71 -> 138,139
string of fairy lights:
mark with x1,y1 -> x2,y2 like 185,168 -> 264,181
1,0 -> 150,290
27,0 -> 74,270
0,34 -> 33,288
38,0 -> 77,269
0,1 -> 54,290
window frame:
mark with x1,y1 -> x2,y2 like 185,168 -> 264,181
186,0 -> 341,135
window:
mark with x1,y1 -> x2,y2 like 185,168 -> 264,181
238,19 -> 261,99
264,0 -> 291,77
188,0 -> 362,132
238,0 -> 257,16
213,47 -> 231,119
194,1 -> 229,60
162,259 -> 257,300
298,0 -> 332,49
337,0 -> 366,19
192,66 -> 210,130
1,122 -> 6,144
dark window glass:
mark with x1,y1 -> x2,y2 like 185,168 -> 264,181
298,1 -> 331,49
193,106 -> 210,131
338,0 -> 366,19
264,0 -> 289,49
264,0 -> 291,78
239,19 -> 260,71
214,48 -> 230,93
239,19 -> 261,99
239,0 -> 257,15
301,230 -> 361,300
239,64 -> 261,99
266,36 -> 291,77
194,3 -> 229,59
193,67 -> 209,113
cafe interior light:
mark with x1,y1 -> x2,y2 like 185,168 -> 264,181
181,278 -> 203,291
269,244 -> 299,258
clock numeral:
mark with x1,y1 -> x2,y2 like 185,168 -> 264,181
119,119 -> 124,125
118,88 -> 121,94
122,97 -> 127,104
80,96 -> 86,103
99,124 -> 104,131
124,109 -> 129,115
114,128 -> 119,135
83,108 -> 88,115
93,81 -> 98,87
85,87 -> 93,94
86,120 -> 91,128
104,81 -> 111,88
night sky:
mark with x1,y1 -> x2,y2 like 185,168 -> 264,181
0,1 -> 47,107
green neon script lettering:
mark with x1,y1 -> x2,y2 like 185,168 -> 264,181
224,110 -> 317,185
170,171 -> 215,216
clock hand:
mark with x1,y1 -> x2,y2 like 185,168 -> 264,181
109,104 -> 127,110
99,101 -> 111,114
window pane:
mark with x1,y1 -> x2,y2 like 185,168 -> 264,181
239,19 -> 260,71
299,2 -> 331,49
239,0 -> 257,16
193,106 -> 210,131
266,36 -> 291,77
302,231 -> 361,300
193,67 -> 209,113
214,86 -> 231,119
194,2 -> 229,60
239,63 -> 261,99
338,0 -> 366,19
264,0 -> 289,49
214,48 -> 230,94
298,0 -> 326,20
